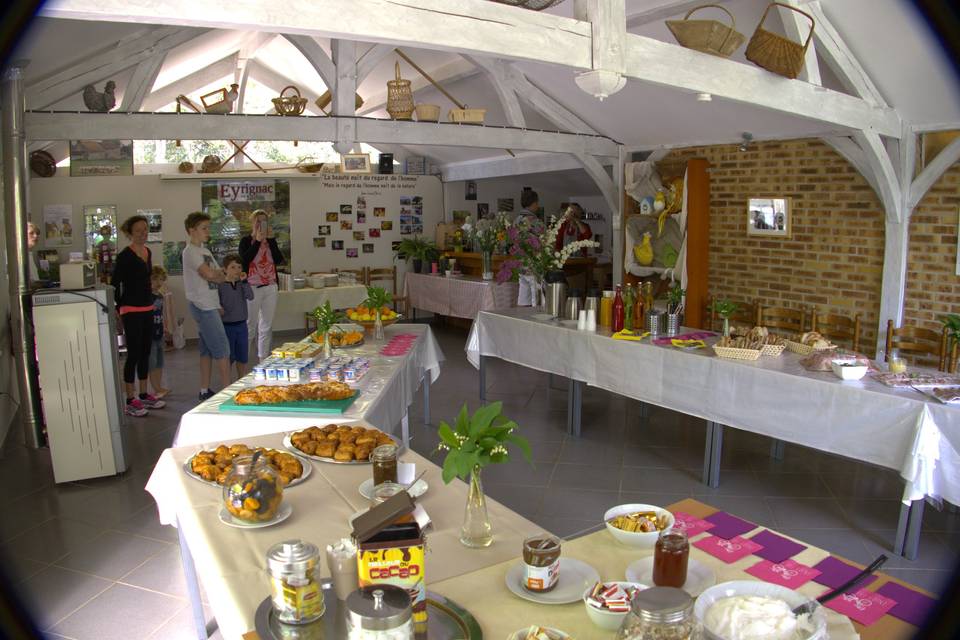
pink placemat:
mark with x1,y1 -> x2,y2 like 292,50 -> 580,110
671,511 -> 715,537
745,558 -> 820,588
693,534 -> 762,563
875,582 -> 937,626
824,587 -> 897,626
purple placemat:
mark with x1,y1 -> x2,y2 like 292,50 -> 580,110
750,530 -> 807,563
876,582 -> 937,626
812,556 -> 879,590
703,511 -> 756,539
652,331 -> 717,346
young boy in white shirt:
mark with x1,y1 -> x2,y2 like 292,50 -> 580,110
182,212 -> 229,401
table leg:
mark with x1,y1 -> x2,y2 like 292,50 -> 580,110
177,521 -> 211,640
401,412 -> 410,448
894,498 -> 924,560
423,376 -> 431,426
566,379 -> 583,438
479,355 -> 486,403
702,421 -> 723,489
770,439 -> 786,460
637,401 -> 650,421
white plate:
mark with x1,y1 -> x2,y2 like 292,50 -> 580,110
282,432 -> 401,464
505,558 -> 600,605
625,556 -> 716,597
218,502 -> 293,529
508,627 -> 571,640
359,478 -> 428,500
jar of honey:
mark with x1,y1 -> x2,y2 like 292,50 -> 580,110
653,529 -> 689,588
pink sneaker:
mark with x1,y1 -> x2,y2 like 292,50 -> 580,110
140,394 -> 166,409
125,399 -> 148,417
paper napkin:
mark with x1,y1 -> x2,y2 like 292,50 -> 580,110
703,511 -> 757,539
749,530 -> 807,563
876,582 -> 937,626
824,587 -> 896,626
693,534 -> 763,563
746,559 -> 820,588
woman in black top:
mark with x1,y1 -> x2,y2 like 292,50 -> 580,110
239,210 -> 285,360
112,215 -> 165,416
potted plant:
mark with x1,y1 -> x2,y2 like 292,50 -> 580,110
310,300 -> 344,357
665,282 -> 685,337
942,313 -> 960,372
394,237 -> 423,273
709,298 -> 740,337
435,401 -> 532,548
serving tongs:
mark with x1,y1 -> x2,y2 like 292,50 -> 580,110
792,554 -> 888,616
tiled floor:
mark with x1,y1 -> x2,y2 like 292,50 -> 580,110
1,321 -> 957,638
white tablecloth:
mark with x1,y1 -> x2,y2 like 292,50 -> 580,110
175,324 -> 444,447
404,272 -> 518,319
272,284 -> 367,331
466,309 -> 960,506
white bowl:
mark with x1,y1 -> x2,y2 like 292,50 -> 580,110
831,359 -> 867,380
694,581 -> 827,640
582,581 -> 647,631
603,503 -> 674,548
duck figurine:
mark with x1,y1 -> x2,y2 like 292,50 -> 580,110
633,231 -> 654,266
82,81 -> 116,112
653,190 -> 666,213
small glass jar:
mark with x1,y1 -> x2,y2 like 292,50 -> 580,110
889,348 -> 907,374
522,534 -> 562,593
266,539 -> 325,625
371,444 -> 398,486
345,585 -> 414,640
371,482 -> 405,506
616,586 -> 699,640
653,529 -> 689,588
222,455 -> 284,523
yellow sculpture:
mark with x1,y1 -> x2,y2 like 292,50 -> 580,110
633,231 -> 654,266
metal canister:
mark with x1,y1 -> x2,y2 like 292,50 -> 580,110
266,539 -> 325,625
647,310 -> 663,336
345,585 -> 413,639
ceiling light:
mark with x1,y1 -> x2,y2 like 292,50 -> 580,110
738,132 -> 754,152
574,70 -> 626,101
696,92 -> 712,102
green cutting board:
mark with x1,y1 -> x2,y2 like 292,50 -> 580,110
218,394 -> 358,414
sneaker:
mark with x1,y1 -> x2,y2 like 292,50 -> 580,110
125,399 -> 148,417
199,389 -> 216,402
140,394 -> 166,409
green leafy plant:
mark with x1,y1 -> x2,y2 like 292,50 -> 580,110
310,300 -> 344,336
435,402 -> 532,483
666,283 -> 686,315
943,314 -> 960,346
362,285 -> 393,311
709,298 -> 740,319
394,236 -> 440,263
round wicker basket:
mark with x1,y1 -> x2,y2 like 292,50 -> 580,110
386,62 -> 414,120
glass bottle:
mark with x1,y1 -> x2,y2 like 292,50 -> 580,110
633,284 -> 645,330
623,285 -> 636,331
612,286 -> 625,333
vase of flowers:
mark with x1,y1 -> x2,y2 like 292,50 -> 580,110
310,300 -> 343,358
436,402 -> 532,548
362,285 -> 393,341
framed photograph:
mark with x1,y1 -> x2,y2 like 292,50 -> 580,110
353,231 -> 365,241
318,225 -> 331,236
340,204 -> 352,216
341,153 -> 371,174
69,139 -> 133,177
373,207 -> 386,217
465,181 -> 477,201
326,212 -> 339,222
139,209 -> 162,242
346,247 -> 359,258
357,212 -> 366,224
363,243 -> 375,253
747,197 -> 791,238
477,202 -> 489,218
369,228 -> 381,238
313,237 -> 326,248
497,198 -> 514,213
341,221 -> 353,230
332,240 -> 344,250
381,221 -> 393,231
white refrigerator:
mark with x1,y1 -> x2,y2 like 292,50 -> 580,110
32,286 -> 128,483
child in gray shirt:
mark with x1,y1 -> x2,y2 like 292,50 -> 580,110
218,254 -> 255,379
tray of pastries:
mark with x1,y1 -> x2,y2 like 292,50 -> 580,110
233,381 -> 356,405
284,424 -> 397,463
184,444 -> 311,487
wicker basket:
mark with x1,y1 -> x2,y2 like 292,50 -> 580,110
785,339 -> 836,356
386,62 -> 414,120
315,90 -> 364,113
746,2 -> 815,79
666,4 -> 746,58
713,345 -> 761,361
177,161 -> 194,174
296,157 -> 323,173
200,155 -> 222,173
760,343 -> 786,357
448,107 -> 486,124
415,104 -> 441,122
272,85 -> 308,116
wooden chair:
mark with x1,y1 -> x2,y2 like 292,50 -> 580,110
811,308 -> 861,353
368,265 -> 408,316
885,319 -> 950,371
757,304 -> 806,334
336,266 -> 369,285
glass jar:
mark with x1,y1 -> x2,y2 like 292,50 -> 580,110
371,482 -> 405,506
222,454 -> 284,523
653,529 -> 689,588
889,348 -> 907,374
522,534 -> 562,593
371,444 -> 398,486
266,539 -> 325,624
345,585 -> 414,640
616,586 -> 698,640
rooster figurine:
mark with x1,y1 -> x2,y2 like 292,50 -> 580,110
633,231 -> 654,266
82,81 -> 117,112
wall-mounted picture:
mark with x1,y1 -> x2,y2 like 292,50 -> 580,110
340,204 -> 352,216
341,153 -> 371,174
412,196 -> 422,205
465,181 -> 477,201
341,221 -> 353,230
69,139 -> 134,177
369,228 -> 381,238
381,221 -> 393,231
747,197 -> 791,237
399,196 -> 412,206
43,204 -> 74,246
357,195 -> 367,208
400,224 -> 413,235
497,198 -> 514,212
326,212 -> 338,222
373,207 -> 386,217
477,202 -> 489,217
313,237 -> 326,248
37,249 -> 61,281
332,240 -> 344,250
163,240 -> 187,275
392,241 -> 401,252
318,225 -> 331,236
363,243 -> 375,254
346,248 -> 359,258
353,231 -> 365,241
451,210 -> 469,224
139,209 -> 162,242
357,212 -> 366,224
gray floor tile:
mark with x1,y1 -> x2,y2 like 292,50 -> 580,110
820,470 -> 906,500
531,516 -> 602,540
691,470 -> 764,498
620,466 -> 701,495
20,566 -> 113,630
485,484 -> 545,518
696,495 -> 778,530
540,488 -> 621,521
119,544 -> 197,600
3,555 -> 49,584
835,498 -> 904,532
147,603 -> 222,640
778,528 -> 874,565
557,439 -> 624,466
50,584 -> 186,640
860,529 -> 959,571
617,492 -> 690,513
481,459 -> 554,488
552,463 -> 621,492
113,504 -> 179,544
752,472 -> 833,498
6,517 -> 104,564
766,497 -> 850,530
55,531 -> 171,581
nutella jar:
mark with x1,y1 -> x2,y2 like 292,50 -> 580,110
522,534 -> 561,593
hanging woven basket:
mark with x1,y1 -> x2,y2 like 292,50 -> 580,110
745,2 -> 815,79
386,61 -> 414,120
666,4 -> 746,58
272,85 -> 308,116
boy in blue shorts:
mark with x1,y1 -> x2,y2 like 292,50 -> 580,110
218,254 -> 254,379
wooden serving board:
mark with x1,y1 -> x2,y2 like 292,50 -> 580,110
218,394 -> 358,414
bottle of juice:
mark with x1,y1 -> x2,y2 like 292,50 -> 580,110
633,284 -> 645,330
623,285 -> 635,331
599,291 -> 614,328
612,286 -> 625,333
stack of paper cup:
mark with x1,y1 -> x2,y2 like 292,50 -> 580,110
577,310 -> 588,331
586,309 -> 597,332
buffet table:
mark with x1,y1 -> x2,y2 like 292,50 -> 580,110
270,284 -> 367,332
175,324 -> 443,447
466,308 -> 960,558
403,271 -> 518,319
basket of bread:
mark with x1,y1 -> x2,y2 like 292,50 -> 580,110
718,326 -> 785,358
785,331 -> 835,355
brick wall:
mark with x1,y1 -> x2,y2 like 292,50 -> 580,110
657,139 -> 887,351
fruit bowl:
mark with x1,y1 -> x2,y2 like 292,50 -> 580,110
345,306 -> 401,332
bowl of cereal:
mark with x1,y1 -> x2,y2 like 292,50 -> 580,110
604,503 -> 674,548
